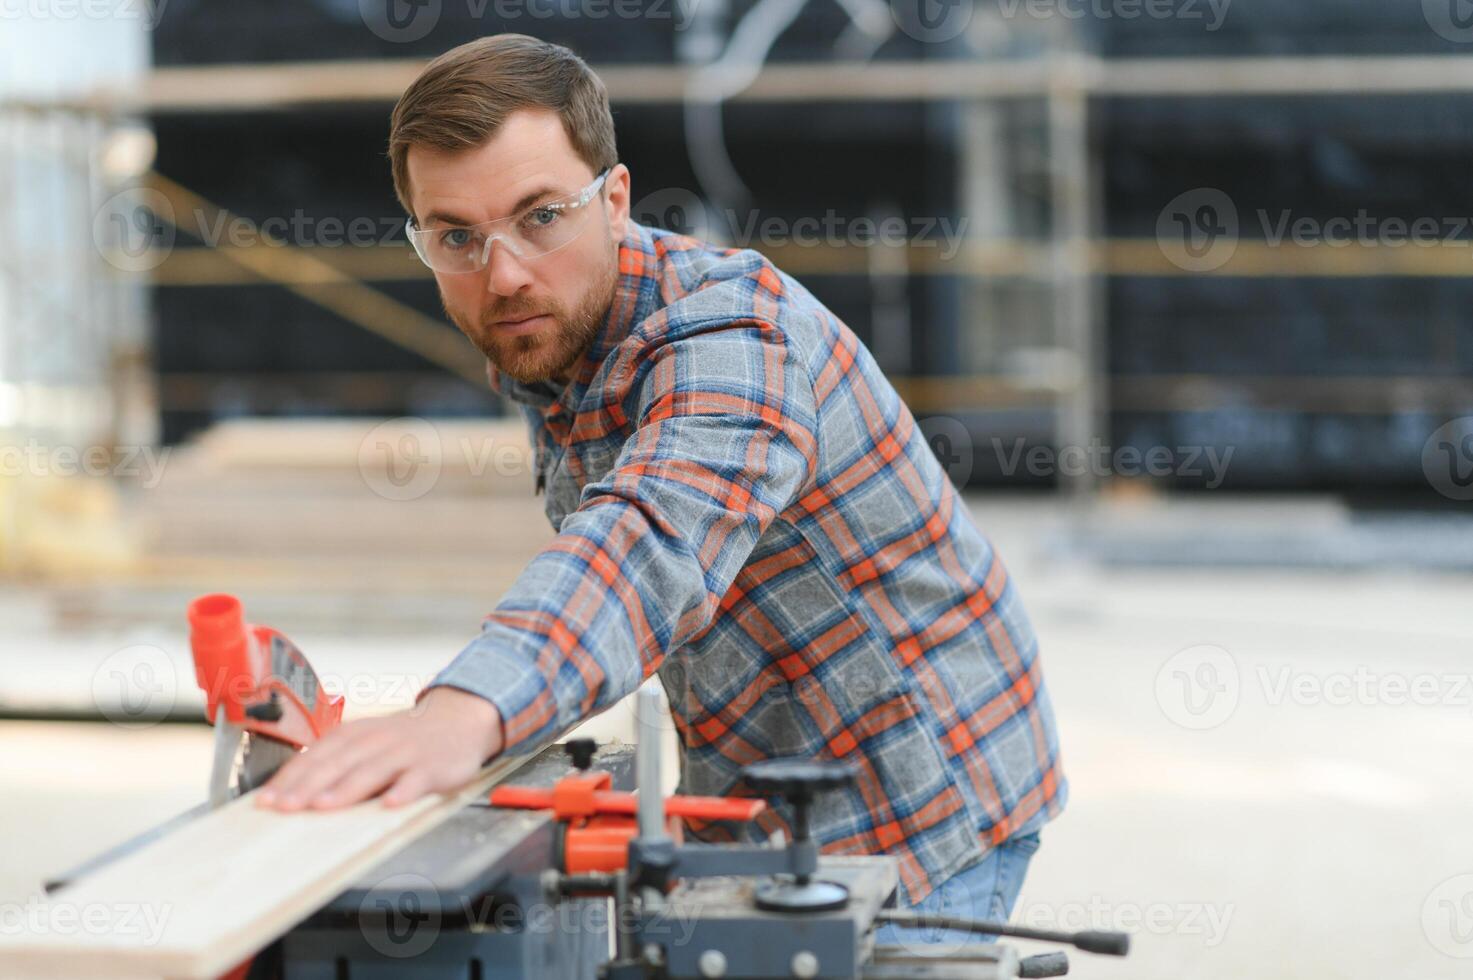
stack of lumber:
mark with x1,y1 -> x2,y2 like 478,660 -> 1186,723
48,418 -> 558,632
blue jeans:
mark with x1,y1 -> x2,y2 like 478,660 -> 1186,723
872,831 -> 1041,949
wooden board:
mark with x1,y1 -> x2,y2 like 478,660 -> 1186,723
0,754 -> 526,979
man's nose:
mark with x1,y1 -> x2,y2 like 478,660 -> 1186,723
483,237 -> 533,296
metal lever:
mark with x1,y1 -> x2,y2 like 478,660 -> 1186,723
874,912 -> 1130,958
627,684 -> 678,895
634,685 -> 667,843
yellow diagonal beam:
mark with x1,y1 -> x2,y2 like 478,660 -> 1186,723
145,172 -> 487,386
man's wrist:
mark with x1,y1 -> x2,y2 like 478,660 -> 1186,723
420,685 -> 505,761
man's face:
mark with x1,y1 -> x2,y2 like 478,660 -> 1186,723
407,110 -> 630,385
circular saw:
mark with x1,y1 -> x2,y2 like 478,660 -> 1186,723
188,593 -> 345,808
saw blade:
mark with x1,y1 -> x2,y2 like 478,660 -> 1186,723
238,734 -> 297,795
208,704 -> 244,809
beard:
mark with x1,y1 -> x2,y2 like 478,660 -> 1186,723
444,246 -> 619,386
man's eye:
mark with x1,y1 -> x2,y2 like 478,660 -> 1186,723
440,229 -> 474,250
524,207 -> 561,229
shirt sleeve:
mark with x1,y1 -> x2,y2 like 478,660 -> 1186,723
425,316 -> 820,754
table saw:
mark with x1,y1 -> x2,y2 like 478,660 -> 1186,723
45,596 -> 1129,979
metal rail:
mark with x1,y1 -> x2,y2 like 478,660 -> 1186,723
9,54 -> 1473,114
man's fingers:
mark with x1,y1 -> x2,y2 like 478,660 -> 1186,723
248,695 -> 500,813
381,767 -> 432,808
307,752 -> 411,809
257,726 -> 393,810
254,749 -> 322,809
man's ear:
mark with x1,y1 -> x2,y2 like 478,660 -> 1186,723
604,163 -> 631,242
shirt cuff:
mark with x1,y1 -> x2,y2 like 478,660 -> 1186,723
424,626 -> 556,757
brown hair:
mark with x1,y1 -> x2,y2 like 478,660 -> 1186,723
388,34 -> 617,217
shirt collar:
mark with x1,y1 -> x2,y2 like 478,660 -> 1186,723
486,220 -> 659,410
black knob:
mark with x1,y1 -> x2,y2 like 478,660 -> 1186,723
564,738 -> 598,771
741,758 -> 855,805
743,758 -> 857,908
741,758 -> 856,852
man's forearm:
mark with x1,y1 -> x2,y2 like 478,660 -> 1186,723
429,321 -> 819,757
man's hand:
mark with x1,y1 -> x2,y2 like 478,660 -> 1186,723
254,687 -> 503,811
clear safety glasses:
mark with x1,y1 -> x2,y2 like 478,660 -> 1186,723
406,169 -> 609,273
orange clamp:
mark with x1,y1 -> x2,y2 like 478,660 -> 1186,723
490,769 -> 767,875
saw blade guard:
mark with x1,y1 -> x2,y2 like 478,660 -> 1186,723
189,593 -> 345,749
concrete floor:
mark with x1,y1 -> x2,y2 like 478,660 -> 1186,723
3,494 -> 1470,979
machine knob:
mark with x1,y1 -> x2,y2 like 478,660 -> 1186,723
564,738 -> 599,771
741,758 -> 856,913
740,758 -> 855,807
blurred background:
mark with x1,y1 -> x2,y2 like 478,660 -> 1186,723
2,2 -> 1471,978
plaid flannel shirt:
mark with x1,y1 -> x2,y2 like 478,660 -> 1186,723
430,220 -> 1066,904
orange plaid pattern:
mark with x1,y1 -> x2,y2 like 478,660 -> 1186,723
430,221 -> 1066,904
